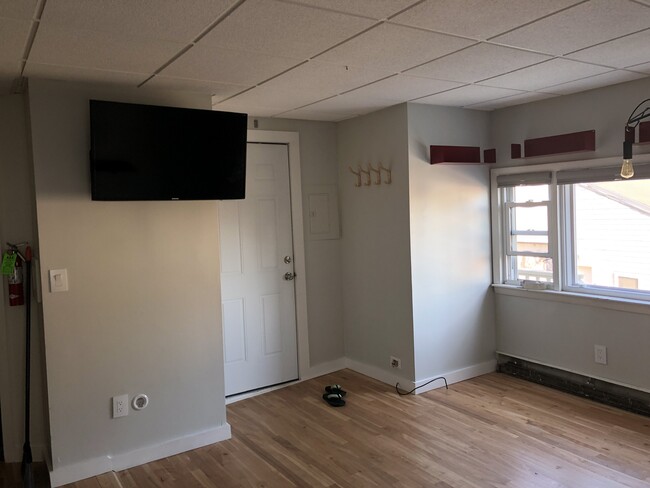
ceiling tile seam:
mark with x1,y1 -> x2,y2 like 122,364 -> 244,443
215,60 -> 311,105
562,26 -> 650,56
477,70 -> 611,93
19,0 -> 47,76
458,91 -> 532,109
337,74 -> 401,96
530,69 -> 634,92
273,94 -> 341,116
272,0 -> 396,22
397,42 -> 482,75
190,0 -> 247,45
625,63 -> 650,72
138,0 -> 247,88
484,0 -> 589,42
309,21 -> 386,60
630,0 -> 650,8
384,20 -> 482,43
384,0 -> 427,21
472,58 -> 615,87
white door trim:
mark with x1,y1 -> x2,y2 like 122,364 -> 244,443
246,130 -> 310,379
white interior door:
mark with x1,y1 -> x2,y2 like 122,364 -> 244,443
219,142 -> 298,396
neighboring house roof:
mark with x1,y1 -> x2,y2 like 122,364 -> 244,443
582,183 -> 650,217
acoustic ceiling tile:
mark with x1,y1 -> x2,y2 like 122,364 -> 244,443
161,44 -> 300,86
302,92 -> 396,114
29,24 -> 185,73
223,61 -> 392,110
144,75 -> 248,101
567,29 -> 650,69
466,92 -> 558,110
39,0 -> 237,44
628,62 -> 650,74
479,59 -> 612,91
540,70 -> 647,95
200,0 -> 375,59
0,17 -> 31,64
283,0 -> 417,20
316,23 -> 475,72
346,74 -> 465,101
0,0 -> 39,20
23,62 -> 148,85
492,0 -> 650,55
278,108 -> 358,122
414,84 -> 525,107
406,43 -> 551,83
391,0 -> 580,40
212,99 -> 283,118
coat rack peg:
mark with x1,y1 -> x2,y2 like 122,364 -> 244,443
359,166 -> 371,186
348,166 -> 361,187
379,164 -> 392,184
368,164 -> 381,185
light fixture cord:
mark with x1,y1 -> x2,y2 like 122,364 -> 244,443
626,98 -> 650,128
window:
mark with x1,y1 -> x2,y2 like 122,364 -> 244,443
493,162 -> 650,302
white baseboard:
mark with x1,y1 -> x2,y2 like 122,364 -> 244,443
303,357 -> 348,380
412,360 -> 497,395
49,423 -> 231,487
345,358 -> 414,391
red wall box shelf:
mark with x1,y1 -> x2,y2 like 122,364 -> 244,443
511,144 -> 522,159
522,130 -> 595,158
640,121 -> 650,144
430,145 -> 496,164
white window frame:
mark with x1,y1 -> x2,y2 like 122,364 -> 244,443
491,154 -> 650,304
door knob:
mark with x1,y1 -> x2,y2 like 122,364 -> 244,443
283,272 -> 296,281
284,256 -> 292,264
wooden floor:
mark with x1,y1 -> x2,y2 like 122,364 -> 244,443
41,371 -> 650,486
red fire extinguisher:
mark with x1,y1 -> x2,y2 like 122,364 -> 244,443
9,253 -> 25,306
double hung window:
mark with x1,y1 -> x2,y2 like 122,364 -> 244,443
493,161 -> 650,302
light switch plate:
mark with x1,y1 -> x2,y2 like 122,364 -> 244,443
49,268 -> 69,292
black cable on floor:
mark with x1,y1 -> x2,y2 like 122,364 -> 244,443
395,376 -> 448,396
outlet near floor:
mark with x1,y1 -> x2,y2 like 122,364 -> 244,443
390,356 -> 401,369
594,345 -> 607,365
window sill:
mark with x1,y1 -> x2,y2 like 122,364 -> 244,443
492,284 -> 650,316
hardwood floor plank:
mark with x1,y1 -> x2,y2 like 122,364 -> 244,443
48,371 -> 650,488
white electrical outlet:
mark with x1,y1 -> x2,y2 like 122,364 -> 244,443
594,345 -> 607,365
112,394 -> 129,418
390,356 -> 401,369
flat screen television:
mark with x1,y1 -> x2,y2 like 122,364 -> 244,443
89,100 -> 247,201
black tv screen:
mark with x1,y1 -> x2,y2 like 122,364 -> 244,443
89,100 -> 247,201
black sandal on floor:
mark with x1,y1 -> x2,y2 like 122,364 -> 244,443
324,384 -> 347,396
322,392 -> 345,407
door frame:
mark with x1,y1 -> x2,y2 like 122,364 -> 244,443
246,130 -> 310,380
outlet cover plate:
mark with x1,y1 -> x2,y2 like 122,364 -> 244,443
594,345 -> 607,365
113,394 -> 129,418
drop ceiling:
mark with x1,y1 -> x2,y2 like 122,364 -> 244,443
1,0 -> 650,121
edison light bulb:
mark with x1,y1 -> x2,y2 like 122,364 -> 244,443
621,159 -> 634,179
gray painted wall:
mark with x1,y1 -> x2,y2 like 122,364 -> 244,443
338,104 -> 416,380
0,95 -> 48,461
491,77 -> 650,167
248,117 -> 344,367
407,103 -> 495,381
27,79 -> 226,469
491,77 -> 650,391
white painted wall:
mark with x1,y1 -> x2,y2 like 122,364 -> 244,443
27,79 -> 227,478
407,103 -> 496,382
338,104 -> 416,380
0,94 -> 48,461
249,117 -> 344,367
491,77 -> 650,391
